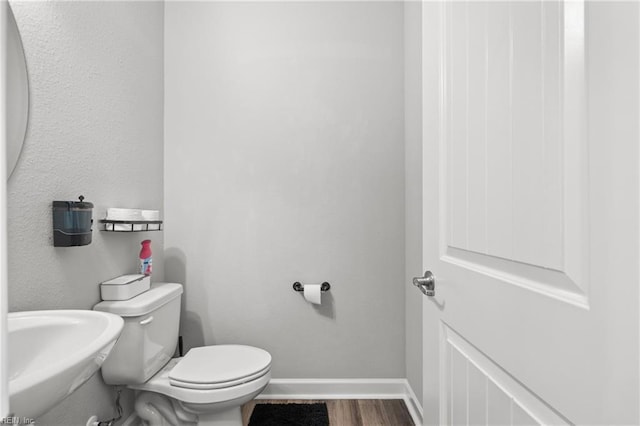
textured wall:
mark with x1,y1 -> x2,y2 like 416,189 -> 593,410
7,1 -> 164,424
404,0 -> 423,405
165,1 -> 406,379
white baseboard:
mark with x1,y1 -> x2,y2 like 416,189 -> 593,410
258,378 -> 423,425
118,379 -> 424,426
403,380 -> 424,426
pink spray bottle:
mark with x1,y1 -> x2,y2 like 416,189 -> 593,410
140,239 -> 152,276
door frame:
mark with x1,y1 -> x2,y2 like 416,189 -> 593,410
420,1 -> 444,424
1,0 -> 9,417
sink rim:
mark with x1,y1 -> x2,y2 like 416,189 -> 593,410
8,309 -> 124,395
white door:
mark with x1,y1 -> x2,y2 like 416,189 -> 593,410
420,1 -> 639,425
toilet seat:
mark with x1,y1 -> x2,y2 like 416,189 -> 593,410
170,365 -> 271,390
169,345 -> 272,390
128,346 -> 272,405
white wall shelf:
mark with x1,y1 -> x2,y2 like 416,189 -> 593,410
99,219 -> 163,232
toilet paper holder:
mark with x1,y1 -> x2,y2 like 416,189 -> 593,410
293,282 -> 331,292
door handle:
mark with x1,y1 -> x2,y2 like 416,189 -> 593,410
413,271 -> 436,297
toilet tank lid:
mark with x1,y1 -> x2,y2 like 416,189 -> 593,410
93,282 -> 183,317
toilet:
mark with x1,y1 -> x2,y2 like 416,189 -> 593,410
94,283 -> 272,426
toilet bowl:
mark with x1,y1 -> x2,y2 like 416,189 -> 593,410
131,345 -> 271,425
94,283 -> 272,426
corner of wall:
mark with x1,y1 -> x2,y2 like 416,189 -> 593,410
404,0 -> 424,408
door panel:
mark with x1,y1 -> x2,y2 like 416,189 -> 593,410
442,1 -> 586,306
422,1 -> 639,424
442,325 -> 567,425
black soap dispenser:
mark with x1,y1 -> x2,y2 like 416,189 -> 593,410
52,195 -> 94,247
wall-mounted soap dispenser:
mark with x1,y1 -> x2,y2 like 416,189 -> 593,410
52,195 -> 94,247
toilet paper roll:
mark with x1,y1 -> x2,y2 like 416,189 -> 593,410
303,284 -> 322,305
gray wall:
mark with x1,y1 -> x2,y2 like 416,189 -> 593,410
404,0 -> 423,404
7,1 -> 164,424
164,1 -> 406,379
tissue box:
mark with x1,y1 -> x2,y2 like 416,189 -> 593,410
106,208 -> 143,221
100,274 -> 150,301
142,210 -> 161,230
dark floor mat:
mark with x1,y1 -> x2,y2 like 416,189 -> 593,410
249,403 -> 329,426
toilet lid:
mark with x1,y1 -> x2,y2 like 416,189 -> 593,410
169,345 -> 272,390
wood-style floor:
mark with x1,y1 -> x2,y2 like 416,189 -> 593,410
242,399 -> 415,426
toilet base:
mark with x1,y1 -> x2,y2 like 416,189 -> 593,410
193,407 -> 242,426
134,390 -> 245,426
131,364 -> 269,426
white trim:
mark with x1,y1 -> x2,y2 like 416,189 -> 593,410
115,379 -> 424,426
0,0 -> 8,418
258,378 -> 423,426
258,378 -> 406,400
637,5 -> 640,424
404,380 -> 424,426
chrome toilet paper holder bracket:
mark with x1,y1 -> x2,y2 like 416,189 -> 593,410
293,282 -> 331,292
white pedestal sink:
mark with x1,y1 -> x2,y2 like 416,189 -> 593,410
8,310 -> 124,419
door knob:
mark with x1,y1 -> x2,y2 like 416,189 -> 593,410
413,271 -> 436,297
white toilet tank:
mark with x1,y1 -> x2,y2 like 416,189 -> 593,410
94,283 -> 183,385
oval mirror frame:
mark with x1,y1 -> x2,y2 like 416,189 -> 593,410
6,4 -> 29,180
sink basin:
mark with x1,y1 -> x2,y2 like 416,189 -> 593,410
8,310 -> 124,419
